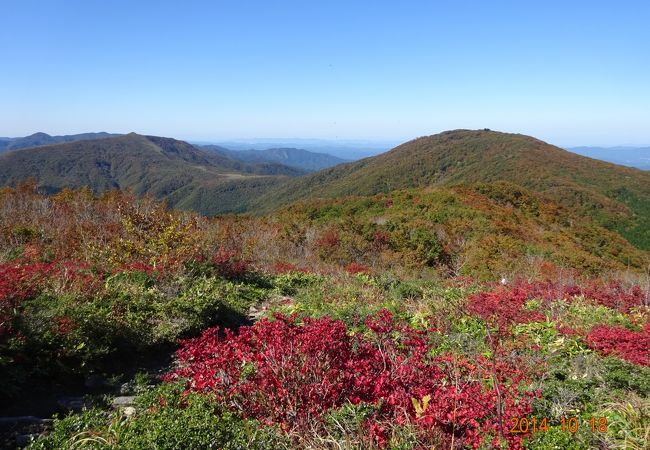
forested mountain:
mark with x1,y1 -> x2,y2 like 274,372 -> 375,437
254,129 -> 650,250
201,145 -> 347,171
0,133 -> 299,214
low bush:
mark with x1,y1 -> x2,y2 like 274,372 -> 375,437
165,310 -> 537,448
586,322 -> 650,366
28,383 -> 286,450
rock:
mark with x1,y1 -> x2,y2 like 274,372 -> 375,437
0,416 -> 43,426
122,406 -> 136,417
57,397 -> 90,412
111,396 -> 136,408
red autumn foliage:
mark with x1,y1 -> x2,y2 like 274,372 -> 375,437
55,316 -> 76,335
577,281 -> 646,312
272,262 -> 312,274
272,262 -> 300,274
116,261 -> 158,275
344,262 -> 371,275
165,310 -> 535,448
211,249 -> 249,279
317,229 -> 340,249
371,230 -> 391,251
0,259 -> 142,343
556,325 -> 581,337
586,322 -> 650,366
467,284 -> 545,331
0,262 -> 54,305
467,280 -> 648,333
0,262 -> 54,343
513,279 -> 646,312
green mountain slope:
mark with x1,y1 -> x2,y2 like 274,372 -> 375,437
0,133 -> 299,214
265,183 -> 648,276
255,130 -> 650,250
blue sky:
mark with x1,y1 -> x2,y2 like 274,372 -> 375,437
1,0 -> 649,146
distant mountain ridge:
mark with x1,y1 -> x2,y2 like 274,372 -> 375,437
0,132 -> 120,153
0,133 -> 300,214
201,145 -> 347,171
211,139 -> 391,160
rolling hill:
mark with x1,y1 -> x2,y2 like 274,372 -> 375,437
201,145 -> 347,171
0,133 -> 299,214
264,184 -> 648,276
254,129 -> 650,250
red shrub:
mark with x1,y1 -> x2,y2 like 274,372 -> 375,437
0,262 -> 54,305
165,311 -> 535,448
578,281 -> 646,312
55,316 -> 76,335
272,262 -> 311,274
371,231 -> 391,251
116,261 -> 157,275
0,260 -> 107,345
556,325 -> 581,337
272,262 -> 299,274
211,249 -> 249,279
468,284 -> 545,331
0,262 -> 54,343
317,229 -> 340,249
512,280 -> 646,313
586,322 -> 650,366
345,262 -> 371,275
467,279 -> 648,334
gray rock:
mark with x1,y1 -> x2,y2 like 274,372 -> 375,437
57,397 -> 90,412
0,416 -> 43,426
111,396 -> 136,408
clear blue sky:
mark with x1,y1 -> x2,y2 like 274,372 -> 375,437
1,0 -> 649,146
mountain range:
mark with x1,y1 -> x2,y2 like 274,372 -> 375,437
0,133 -> 300,214
210,138 -> 391,160
0,132 -> 119,153
201,145 -> 348,171
1,129 -> 648,258
0,132 -> 349,173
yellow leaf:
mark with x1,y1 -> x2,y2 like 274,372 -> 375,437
421,394 -> 431,412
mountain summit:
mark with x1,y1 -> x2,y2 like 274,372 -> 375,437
255,129 -> 650,249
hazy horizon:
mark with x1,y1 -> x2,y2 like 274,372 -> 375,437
2,129 -> 649,151
2,1 -> 649,146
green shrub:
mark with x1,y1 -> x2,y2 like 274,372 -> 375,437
29,383 -> 287,450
